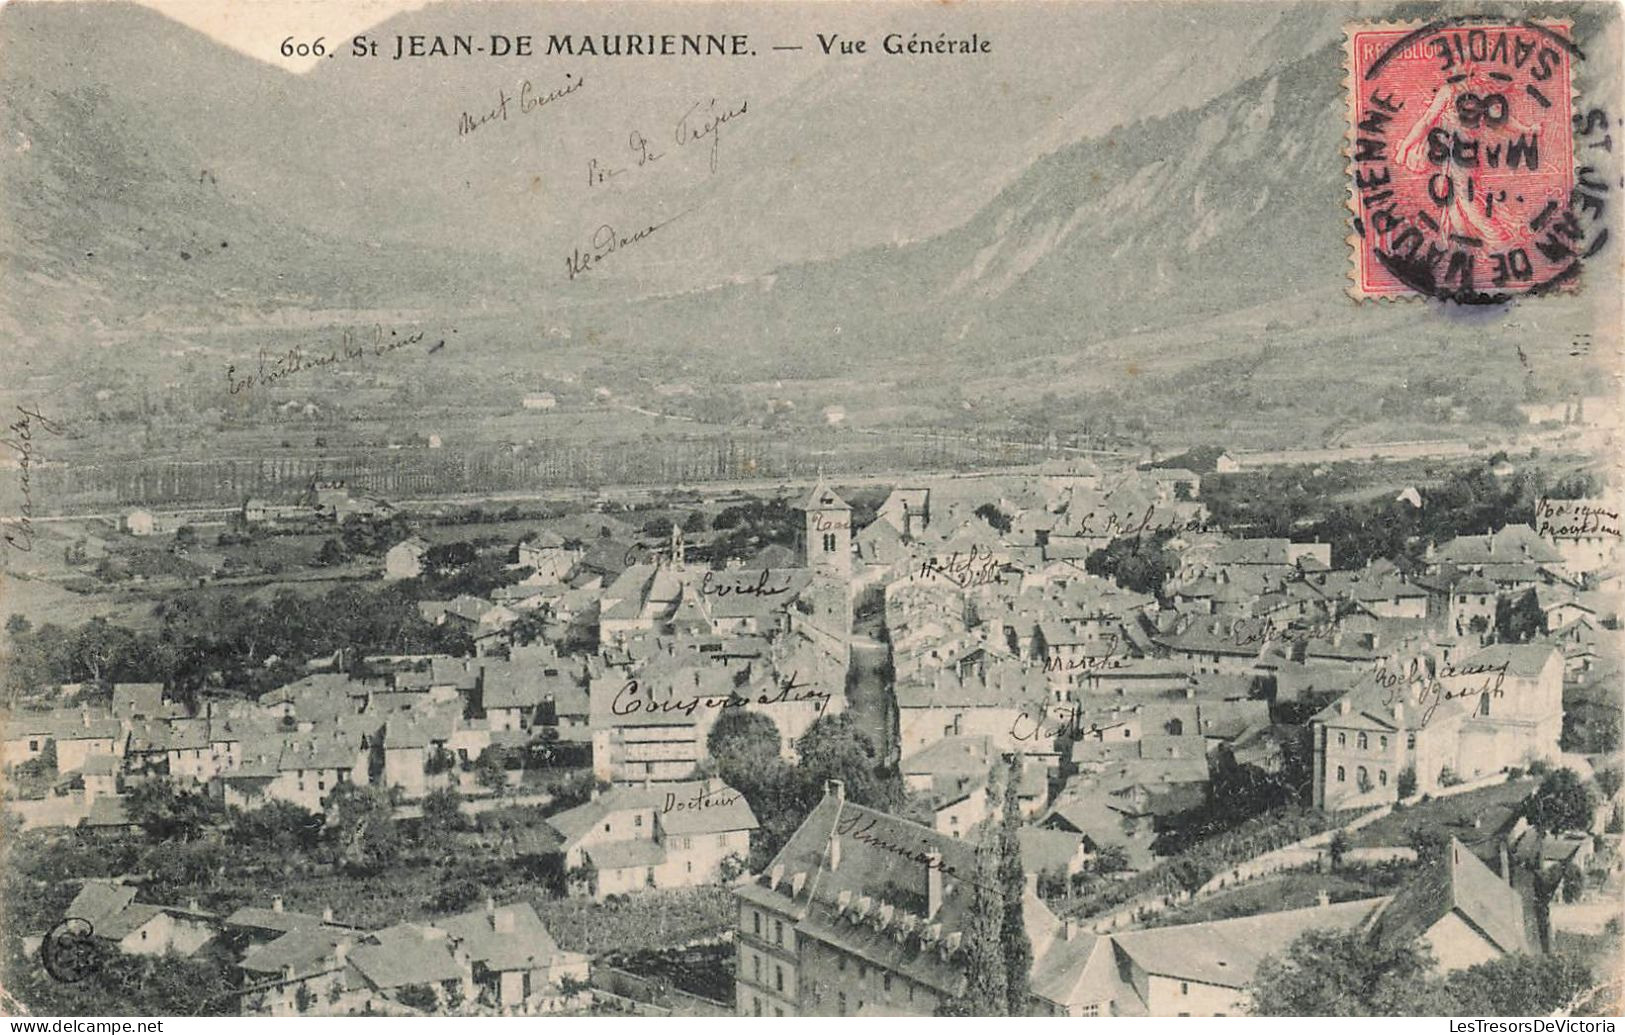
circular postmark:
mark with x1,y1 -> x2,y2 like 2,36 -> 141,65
1346,17 -> 1613,303
40,917 -> 100,984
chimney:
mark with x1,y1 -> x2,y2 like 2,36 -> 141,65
334,941 -> 348,966
1316,889 -> 1330,907
926,851 -> 944,919
827,779 -> 845,802
485,896 -> 496,918
1392,702 -> 1404,725
1498,841 -> 1512,884
494,908 -> 516,934
829,834 -> 841,872
272,896 -> 284,913
1338,698 -> 1351,716
1063,919 -> 1078,942
188,897 -> 200,912
322,905 -> 334,923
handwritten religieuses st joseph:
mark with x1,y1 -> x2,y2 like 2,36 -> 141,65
0,0 -> 1622,1021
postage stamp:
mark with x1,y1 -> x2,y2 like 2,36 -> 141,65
1345,19 -> 1584,302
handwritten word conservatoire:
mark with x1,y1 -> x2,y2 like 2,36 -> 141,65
225,328 -> 434,395
457,74 -> 585,138
835,814 -> 963,877
2,405 -> 64,553
564,212 -> 684,280
611,673 -> 830,717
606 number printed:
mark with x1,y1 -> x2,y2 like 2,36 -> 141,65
280,36 -> 327,58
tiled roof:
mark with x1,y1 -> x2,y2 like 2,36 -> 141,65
1114,897 -> 1389,989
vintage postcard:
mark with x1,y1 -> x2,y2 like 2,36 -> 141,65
1,0 -> 1622,1021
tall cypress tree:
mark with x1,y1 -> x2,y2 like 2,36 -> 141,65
941,837 -> 1007,1016
998,754 -> 1033,1015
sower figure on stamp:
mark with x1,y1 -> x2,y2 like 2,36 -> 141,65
1392,64 -> 1544,255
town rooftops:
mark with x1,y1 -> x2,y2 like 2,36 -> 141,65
240,926 -> 351,978
547,779 -> 757,847
1113,896 -> 1390,990
437,900 -> 581,973
804,479 -> 851,512
348,925 -> 464,989
1371,838 -> 1528,956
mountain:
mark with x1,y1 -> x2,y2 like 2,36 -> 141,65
0,0 -> 1614,448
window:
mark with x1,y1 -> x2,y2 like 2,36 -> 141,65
883,974 -> 893,993
859,963 -> 868,980
752,997 -> 762,1017
1379,735 -> 1388,750
753,956 -> 761,981
774,1008 -> 784,1017
1379,769 -> 1388,786
838,956 -> 847,973
1479,694 -> 1491,716
775,965 -> 784,993
823,533 -> 836,552
1181,982 -> 1189,995
686,861 -> 693,874
753,911 -> 762,937
604,822 -> 611,833
1407,733 -> 1416,749
27,739 -> 38,751
634,814 -> 643,828
1337,733 -> 1346,747
1336,766 -> 1346,782
838,993 -> 848,1016
774,920 -> 784,944
1081,1004 -> 1099,1017
1357,733 -> 1368,750
1357,766 -> 1369,786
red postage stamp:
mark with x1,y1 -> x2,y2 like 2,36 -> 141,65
1345,20 -> 1582,301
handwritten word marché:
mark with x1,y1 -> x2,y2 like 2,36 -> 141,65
226,328 -> 433,394
610,673 -> 830,717
458,74 -> 585,137
2,405 -> 64,553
